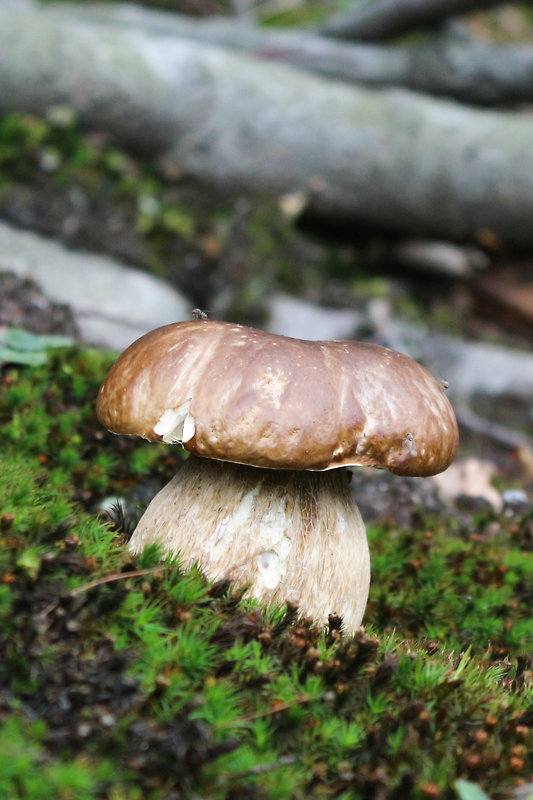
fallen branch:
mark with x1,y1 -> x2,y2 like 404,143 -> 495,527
58,4 -> 411,89
455,404 -> 533,453
2,5 -> 533,244
379,239 -> 489,277
319,0 -> 516,41
51,4 -> 533,105
407,31 -> 533,105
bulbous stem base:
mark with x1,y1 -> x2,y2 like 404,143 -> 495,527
129,456 -> 370,634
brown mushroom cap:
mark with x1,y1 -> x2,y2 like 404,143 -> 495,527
96,320 -> 458,476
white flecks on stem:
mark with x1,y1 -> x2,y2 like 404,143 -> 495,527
128,457 -> 370,634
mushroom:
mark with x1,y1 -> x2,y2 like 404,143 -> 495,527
96,320 -> 458,633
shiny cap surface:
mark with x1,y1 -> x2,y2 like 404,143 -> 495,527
96,320 -> 458,476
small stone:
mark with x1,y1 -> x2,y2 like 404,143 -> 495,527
99,712 -> 116,728
76,722 -> 92,738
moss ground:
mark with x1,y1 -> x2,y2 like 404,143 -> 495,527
0,346 -> 532,800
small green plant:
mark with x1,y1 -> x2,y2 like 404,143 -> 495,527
0,327 -> 73,367
0,716 -> 122,800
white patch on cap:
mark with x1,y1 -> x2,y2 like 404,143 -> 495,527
355,434 -> 372,457
402,432 -> 418,458
256,367 -> 289,409
153,401 -> 195,444
181,411 -> 196,443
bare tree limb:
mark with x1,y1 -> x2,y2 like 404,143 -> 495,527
319,0 -> 513,41
54,4 -> 533,106
2,5 -> 533,245
455,403 -> 533,453
47,2 -> 413,88
383,240 -> 489,277
406,31 -> 533,105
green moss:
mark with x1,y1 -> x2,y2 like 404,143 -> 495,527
0,716 -> 131,800
366,517 -> 533,654
0,347 -> 532,799
0,111 -> 211,284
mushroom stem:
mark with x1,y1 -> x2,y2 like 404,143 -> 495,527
129,456 -> 370,633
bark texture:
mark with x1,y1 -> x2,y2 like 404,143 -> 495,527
320,0 -> 510,40
44,5 -> 533,105
2,5 -> 533,243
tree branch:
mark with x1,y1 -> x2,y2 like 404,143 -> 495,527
54,4 -> 533,106
319,0 -> 514,41
2,5 -> 533,245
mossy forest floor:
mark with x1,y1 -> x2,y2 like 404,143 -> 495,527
0,344 -> 532,800
0,105 -> 532,800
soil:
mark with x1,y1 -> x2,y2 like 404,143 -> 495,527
0,271 -> 79,338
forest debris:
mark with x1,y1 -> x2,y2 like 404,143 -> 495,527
455,404 -> 533,455
432,457 -> 503,510
473,263 -> 533,335
0,271 -> 79,339
387,240 -> 489,278
51,4 -> 533,106
319,0 -> 509,41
